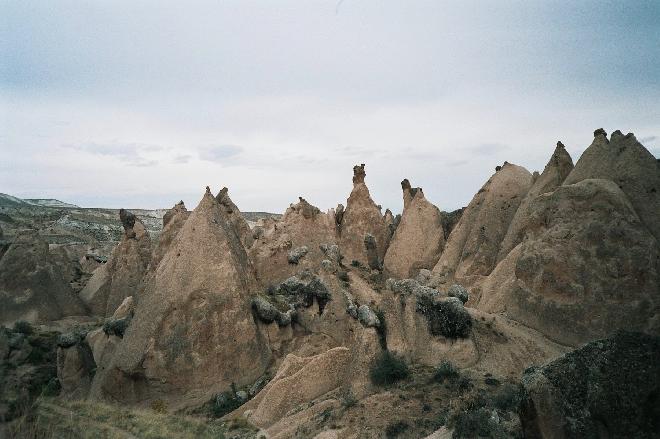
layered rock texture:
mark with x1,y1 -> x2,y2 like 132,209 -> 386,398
0,230 -> 87,325
90,188 -> 270,405
384,180 -> 445,278
79,210 -> 152,316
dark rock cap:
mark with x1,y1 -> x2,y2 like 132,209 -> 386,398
594,128 -> 607,138
352,164 -> 366,185
119,209 -> 136,233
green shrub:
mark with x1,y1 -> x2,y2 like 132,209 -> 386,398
370,351 -> 409,386
433,360 -> 459,383
385,420 -> 409,438
13,320 -> 34,335
209,385 -> 243,418
451,407 -> 494,438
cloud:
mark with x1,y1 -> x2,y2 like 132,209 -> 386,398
639,135 -> 657,145
198,145 -> 244,163
61,142 -> 163,167
172,154 -> 192,164
466,143 -> 510,156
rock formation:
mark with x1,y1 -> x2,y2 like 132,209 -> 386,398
564,129 -> 660,242
339,164 -> 390,268
149,201 -> 189,271
79,209 -> 152,316
498,142 -> 574,261
216,187 -> 254,248
431,162 -> 533,288
478,179 -> 659,346
250,197 -> 338,287
521,331 -> 660,439
383,180 -> 445,278
0,230 -> 87,325
90,187 -> 270,406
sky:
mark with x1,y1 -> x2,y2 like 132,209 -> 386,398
1,1 -> 659,213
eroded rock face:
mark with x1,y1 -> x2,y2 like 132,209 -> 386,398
90,188 -> 270,405
479,179 -> 660,346
564,129 -> 660,242
216,187 -> 254,248
339,164 -> 390,267
250,197 -> 338,287
431,163 -> 533,287
79,210 -> 152,317
384,182 -> 445,279
149,201 -> 189,271
521,331 -> 660,439
498,142 -> 574,261
0,230 -> 87,325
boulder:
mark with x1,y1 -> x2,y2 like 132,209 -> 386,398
0,230 -> 87,325
520,331 -> 660,439
431,163 -> 533,287
384,181 -> 445,278
89,187 -> 271,405
564,129 -> 660,242
498,142 -> 574,261
339,164 -> 390,267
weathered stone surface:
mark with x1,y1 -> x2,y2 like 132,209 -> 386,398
57,341 -> 96,398
431,163 -> 533,287
0,230 -> 87,325
150,201 -> 189,271
384,183 -> 445,279
90,187 -> 271,405
498,142 -> 574,261
478,179 -> 660,346
79,210 -> 152,317
339,164 -> 390,268
216,187 -> 254,248
564,130 -> 660,242
520,331 -> 660,439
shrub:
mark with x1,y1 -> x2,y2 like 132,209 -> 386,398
150,399 -> 168,413
13,320 -> 34,335
492,383 -> 522,412
41,378 -> 61,397
433,360 -> 459,383
385,421 -> 409,438
451,407 -> 494,438
370,351 -> 409,386
416,296 -> 472,338
210,386 -> 243,418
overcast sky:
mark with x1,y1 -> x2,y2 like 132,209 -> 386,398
1,1 -> 659,213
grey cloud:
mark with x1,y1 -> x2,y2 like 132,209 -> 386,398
198,145 -> 243,163
639,136 -> 657,145
61,142 -> 162,167
172,154 -> 193,164
466,143 -> 510,156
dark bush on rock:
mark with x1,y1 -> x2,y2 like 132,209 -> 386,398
416,296 -> 472,338
385,420 -> 409,438
102,315 -> 132,338
370,351 -> 409,386
13,320 -> 34,335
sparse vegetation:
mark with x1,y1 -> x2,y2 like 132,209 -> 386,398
210,390 -> 244,418
13,320 -> 34,335
416,295 -> 472,338
150,398 -> 168,413
370,351 -> 410,386
385,420 -> 410,438
433,360 -> 459,383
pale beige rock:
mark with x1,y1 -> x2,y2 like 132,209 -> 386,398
111,295 -> 134,320
57,342 -> 95,398
90,187 -> 271,406
479,179 -> 659,346
0,230 -> 87,325
237,347 -> 351,428
217,187 -> 254,248
384,182 -> 445,279
498,142 -> 573,261
250,197 -> 338,287
339,164 -> 390,267
564,129 -> 660,241
431,163 -> 533,287
149,201 -> 189,271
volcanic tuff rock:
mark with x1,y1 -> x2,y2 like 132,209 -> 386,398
431,162 -> 533,287
498,142 -> 574,261
478,179 -> 660,346
520,331 -> 660,439
339,164 -> 390,267
90,187 -> 270,406
79,210 -> 152,316
564,129 -> 660,241
0,230 -> 87,325
149,201 -> 190,271
216,187 -> 254,248
384,181 -> 445,278
250,197 -> 338,287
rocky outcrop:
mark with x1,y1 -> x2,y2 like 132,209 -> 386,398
217,187 -> 254,248
250,197 -> 338,287
478,179 -> 659,346
79,210 -> 152,316
431,163 -> 533,287
57,335 -> 96,399
149,201 -> 189,271
498,142 -> 574,261
0,230 -> 87,325
383,181 -> 445,278
339,164 -> 390,267
521,331 -> 660,439
90,187 -> 270,406
564,129 -> 660,241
